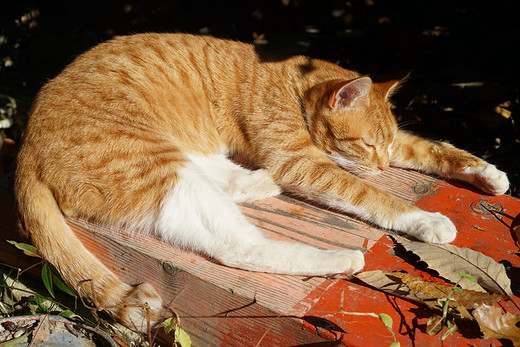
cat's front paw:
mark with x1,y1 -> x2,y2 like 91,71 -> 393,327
229,169 -> 281,203
394,210 -> 457,244
467,163 -> 509,195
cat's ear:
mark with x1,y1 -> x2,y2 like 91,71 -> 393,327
378,80 -> 400,102
375,71 -> 411,102
328,77 -> 372,109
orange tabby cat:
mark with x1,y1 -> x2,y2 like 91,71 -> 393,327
15,33 -> 509,331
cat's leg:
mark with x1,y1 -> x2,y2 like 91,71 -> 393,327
186,153 -> 281,203
390,130 -> 509,195
152,159 -> 363,275
323,183 -> 457,244
267,150 -> 458,244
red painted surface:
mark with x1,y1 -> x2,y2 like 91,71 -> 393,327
302,180 -> 520,347
2,170 -> 519,346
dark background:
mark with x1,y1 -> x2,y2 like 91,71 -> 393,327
1,0 -> 519,195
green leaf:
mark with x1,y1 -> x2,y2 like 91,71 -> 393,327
7,240 -> 40,257
456,270 -> 476,283
33,295 -> 48,306
41,262 -> 55,298
52,270 -> 77,297
378,313 -> 393,329
453,286 -> 463,293
3,331 -> 31,347
389,342 -> 400,347
162,317 -> 175,335
463,274 -> 476,283
441,320 -> 458,340
35,305 -> 49,315
455,271 -> 476,284
174,326 -> 192,347
58,310 -> 75,318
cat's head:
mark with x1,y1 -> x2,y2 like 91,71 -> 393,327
304,76 -> 399,177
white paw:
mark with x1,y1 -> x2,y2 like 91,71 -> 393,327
394,210 -> 457,244
345,250 -> 365,274
469,164 -> 509,195
327,249 -> 365,275
116,283 -> 163,332
229,169 -> 281,203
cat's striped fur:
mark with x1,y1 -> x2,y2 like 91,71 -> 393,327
15,33 -> 509,331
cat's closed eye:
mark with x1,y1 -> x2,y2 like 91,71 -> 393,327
361,138 -> 375,148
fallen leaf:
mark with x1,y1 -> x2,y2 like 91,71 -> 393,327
472,303 -> 520,346
175,326 -> 192,347
31,315 -> 51,344
394,236 -> 512,297
111,336 -> 130,347
356,270 -> 506,319
162,317 -> 176,335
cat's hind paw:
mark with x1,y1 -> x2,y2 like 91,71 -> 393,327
327,249 -> 365,275
345,249 -> 365,274
116,283 -> 164,332
394,210 -> 457,244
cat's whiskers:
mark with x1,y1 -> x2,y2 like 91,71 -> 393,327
397,121 -> 415,130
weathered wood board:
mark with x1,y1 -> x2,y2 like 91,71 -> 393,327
1,167 -> 519,346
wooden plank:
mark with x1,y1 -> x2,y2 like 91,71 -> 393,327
73,223 -> 327,346
0,175 -> 326,346
66,167 -> 436,320
3,166 -> 519,346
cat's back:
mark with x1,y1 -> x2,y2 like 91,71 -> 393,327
52,33 -> 255,92
27,34 -> 257,149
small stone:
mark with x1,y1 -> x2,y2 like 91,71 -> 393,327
13,329 -> 25,338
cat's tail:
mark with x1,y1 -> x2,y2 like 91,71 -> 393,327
14,163 -> 163,332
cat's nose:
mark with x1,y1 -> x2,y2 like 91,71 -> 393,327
377,156 -> 389,171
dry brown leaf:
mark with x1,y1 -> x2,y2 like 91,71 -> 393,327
473,303 -> 520,346
356,270 -> 506,319
394,236 -> 512,297
31,315 -> 51,344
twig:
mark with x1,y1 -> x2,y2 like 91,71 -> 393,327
0,301 -> 8,316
